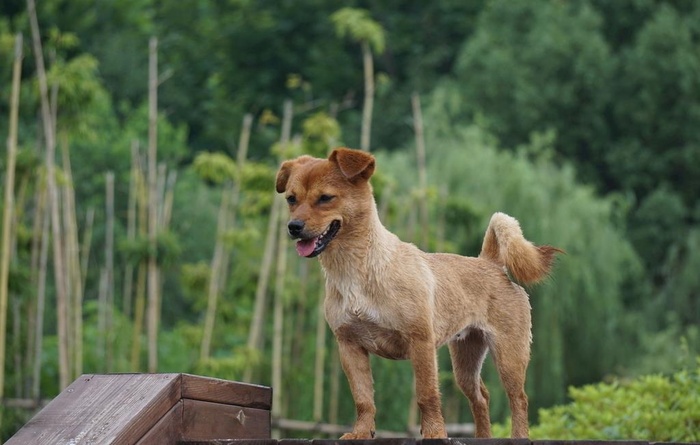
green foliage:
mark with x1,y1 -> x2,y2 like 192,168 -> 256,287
192,151 -> 237,185
180,261 -> 211,298
117,230 -> 181,267
301,111 -> 341,157
331,8 -> 385,54
240,163 -> 276,193
452,0 -> 612,186
530,361 -> 700,441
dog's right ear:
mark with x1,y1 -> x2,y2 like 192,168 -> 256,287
329,148 -> 375,182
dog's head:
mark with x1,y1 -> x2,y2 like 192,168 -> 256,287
275,147 -> 376,258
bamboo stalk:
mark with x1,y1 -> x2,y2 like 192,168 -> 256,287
200,185 -> 231,361
130,168 -> 148,370
12,298 -> 22,398
407,92 -> 429,432
28,0 -> 71,390
271,100 -> 293,428
360,41 -> 374,152
60,133 -> 84,379
243,195 -> 281,382
76,206 -> 94,377
26,178 -> 47,397
123,140 -> 139,318
147,36 -> 159,373
80,208 -> 95,294
411,92 -> 429,251
161,169 -> 177,229
97,267 -> 107,371
32,195 -> 50,400
214,114 -> 253,314
105,171 -> 115,371
58,134 -> 74,378
0,32 -> 23,409
201,114 -> 253,361
312,286 -> 327,422
328,342 -> 341,425
271,198 -> 287,437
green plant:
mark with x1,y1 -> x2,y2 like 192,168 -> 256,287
530,360 -> 700,441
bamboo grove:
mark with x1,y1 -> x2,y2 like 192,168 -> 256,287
2,0 -> 700,441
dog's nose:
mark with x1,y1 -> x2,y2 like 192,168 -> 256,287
288,220 -> 305,238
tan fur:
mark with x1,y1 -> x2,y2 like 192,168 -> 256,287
276,147 -> 562,439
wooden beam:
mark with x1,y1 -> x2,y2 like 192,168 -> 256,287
181,399 -> 270,441
7,373 -> 273,444
7,373 -> 181,444
182,374 -> 271,410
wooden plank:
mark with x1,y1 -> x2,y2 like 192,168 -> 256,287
424,440 -> 527,445
7,373 -> 182,445
181,398 -> 271,441
178,441 -> 280,445
532,442 -> 650,445
136,399 -> 183,445
182,374 -> 272,410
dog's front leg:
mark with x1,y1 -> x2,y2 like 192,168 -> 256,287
337,339 -> 376,439
410,338 -> 447,438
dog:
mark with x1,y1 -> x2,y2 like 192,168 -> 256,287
275,147 -> 561,439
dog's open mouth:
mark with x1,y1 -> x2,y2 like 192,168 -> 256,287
295,220 -> 341,258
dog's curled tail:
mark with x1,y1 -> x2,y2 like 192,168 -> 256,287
479,212 -> 563,285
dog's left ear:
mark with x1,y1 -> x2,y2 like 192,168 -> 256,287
329,148 -> 375,182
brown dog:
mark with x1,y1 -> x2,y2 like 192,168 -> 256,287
275,147 -> 561,439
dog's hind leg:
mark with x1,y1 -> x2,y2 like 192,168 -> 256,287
448,329 -> 492,438
490,334 -> 530,438
336,339 -> 376,439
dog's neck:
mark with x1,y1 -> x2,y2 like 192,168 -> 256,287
319,200 -> 397,276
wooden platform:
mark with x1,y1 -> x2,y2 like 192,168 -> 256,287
8,375 -> 694,445
7,373 -> 272,444
177,440 -> 681,445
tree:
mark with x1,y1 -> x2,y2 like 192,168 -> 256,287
451,0 -> 613,187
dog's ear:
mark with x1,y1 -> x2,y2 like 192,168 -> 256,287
329,148 -> 375,181
275,161 -> 293,193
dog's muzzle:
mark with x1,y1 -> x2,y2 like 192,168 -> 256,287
288,219 -> 305,238
288,219 -> 341,258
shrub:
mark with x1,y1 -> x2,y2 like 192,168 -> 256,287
530,360 -> 700,441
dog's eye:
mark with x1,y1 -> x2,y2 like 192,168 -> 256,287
286,195 -> 297,205
318,194 -> 334,204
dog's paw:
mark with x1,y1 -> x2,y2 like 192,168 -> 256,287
421,427 -> 448,439
339,430 -> 375,440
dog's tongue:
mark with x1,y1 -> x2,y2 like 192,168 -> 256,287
296,238 -> 317,257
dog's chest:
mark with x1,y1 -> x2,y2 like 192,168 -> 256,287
325,276 -> 409,360
326,275 -> 385,326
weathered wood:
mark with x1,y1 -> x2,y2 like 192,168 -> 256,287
8,373 -> 273,444
178,441 -> 281,445
178,442 -> 683,445
181,399 -> 270,440
424,439 -> 527,445
182,373 -> 272,410
137,400 -> 184,445
7,373 -> 181,444
270,419 -> 474,439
